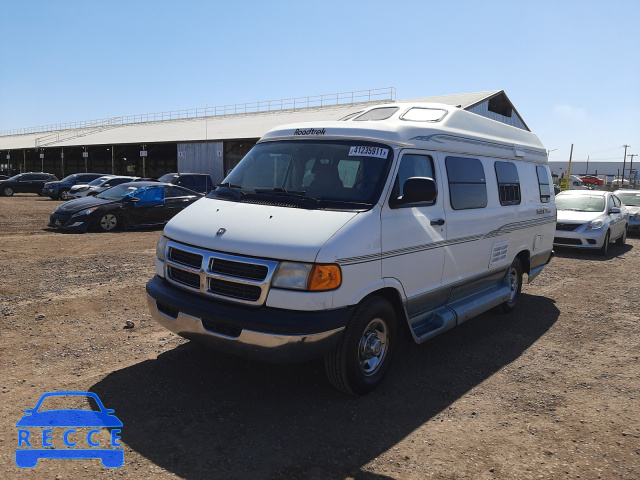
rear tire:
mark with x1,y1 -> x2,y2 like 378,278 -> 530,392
325,296 -> 396,395
501,257 -> 523,313
3,186 -> 14,196
615,225 -> 627,245
598,232 -> 610,256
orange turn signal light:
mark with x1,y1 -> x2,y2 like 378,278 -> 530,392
307,264 -> 342,291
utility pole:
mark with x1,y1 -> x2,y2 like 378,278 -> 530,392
566,144 -> 574,191
586,155 -> 589,175
622,144 -> 630,183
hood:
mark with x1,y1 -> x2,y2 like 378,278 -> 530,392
163,198 -> 358,262
625,205 -> 640,215
556,210 -> 605,223
44,180 -> 64,187
56,195 -> 116,213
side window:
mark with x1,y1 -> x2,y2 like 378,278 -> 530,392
536,166 -> 551,203
179,176 -> 195,189
445,156 -> 487,210
165,186 -> 189,198
494,161 -> 521,206
390,154 -> 435,206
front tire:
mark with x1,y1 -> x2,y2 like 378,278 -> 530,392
59,188 -> 71,200
98,213 -> 119,232
3,186 -> 14,196
598,231 -> 610,256
325,296 -> 396,396
501,257 -> 523,313
615,225 -> 627,245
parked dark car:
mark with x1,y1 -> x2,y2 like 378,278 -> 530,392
42,173 -> 108,200
48,182 -> 202,233
0,172 -> 58,196
0,175 -> 9,180
158,173 -> 214,194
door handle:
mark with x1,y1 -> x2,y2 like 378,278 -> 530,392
430,219 -> 445,226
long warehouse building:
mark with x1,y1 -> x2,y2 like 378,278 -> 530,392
0,88 -> 530,183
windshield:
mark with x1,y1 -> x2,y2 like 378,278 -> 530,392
556,195 -> 605,212
211,140 -> 393,210
97,184 -> 149,200
60,174 -> 78,182
158,174 -> 178,183
617,193 -> 640,206
8,174 -> 22,181
89,176 -> 112,186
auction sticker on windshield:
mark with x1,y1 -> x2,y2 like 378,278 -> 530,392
348,146 -> 389,159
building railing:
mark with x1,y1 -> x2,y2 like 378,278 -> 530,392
2,87 -> 396,138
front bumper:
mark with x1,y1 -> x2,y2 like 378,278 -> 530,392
48,211 -> 91,233
553,225 -> 607,249
146,275 -> 351,363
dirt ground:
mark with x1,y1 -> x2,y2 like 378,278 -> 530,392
0,194 -> 638,480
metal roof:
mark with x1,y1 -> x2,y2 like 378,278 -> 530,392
0,90 -> 526,150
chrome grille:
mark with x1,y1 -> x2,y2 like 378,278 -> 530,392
164,241 -> 278,306
209,258 -> 268,281
169,247 -> 203,269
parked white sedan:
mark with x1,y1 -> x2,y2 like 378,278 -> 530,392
554,190 -> 629,256
614,189 -> 640,233
68,175 -> 139,198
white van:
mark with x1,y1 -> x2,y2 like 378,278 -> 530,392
146,103 -> 556,395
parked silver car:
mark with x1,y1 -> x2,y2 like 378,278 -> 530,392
614,189 -> 640,233
554,190 -> 629,256
68,175 -> 139,198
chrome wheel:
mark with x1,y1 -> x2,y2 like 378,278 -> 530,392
507,266 -> 519,303
99,213 -> 118,231
358,319 -> 389,376
60,189 -> 70,200
3,186 -> 13,196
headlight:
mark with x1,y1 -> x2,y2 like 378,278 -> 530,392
586,219 -> 605,230
75,186 -> 88,192
272,262 -> 341,291
156,235 -> 169,261
71,207 -> 98,217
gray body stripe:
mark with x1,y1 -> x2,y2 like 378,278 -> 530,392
337,216 -> 556,266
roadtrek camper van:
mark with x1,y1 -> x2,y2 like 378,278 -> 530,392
146,102 -> 556,395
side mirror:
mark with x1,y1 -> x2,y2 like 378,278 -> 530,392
610,207 -> 621,214
391,177 -> 437,207
128,197 -> 140,203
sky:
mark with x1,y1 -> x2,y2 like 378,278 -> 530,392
0,0 -> 638,166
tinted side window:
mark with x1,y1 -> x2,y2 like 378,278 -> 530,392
390,154 -> 435,207
536,166 -> 551,203
446,157 -> 487,210
165,186 -> 191,198
179,176 -> 196,189
494,161 -> 521,206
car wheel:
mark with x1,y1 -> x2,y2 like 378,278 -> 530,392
325,296 -> 396,396
98,213 -> 119,232
501,257 -> 523,313
59,188 -> 71,200
615,225 -> 627,245
2,186 -> 14,196
598,231 -> 610,256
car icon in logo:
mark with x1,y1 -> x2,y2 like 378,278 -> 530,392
15,391 -> 123,468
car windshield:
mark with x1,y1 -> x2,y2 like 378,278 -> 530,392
556,195 -> 606,212
97,184 -> 149,200
89,176 -> 113,186
617,193 -> 640,206
60,174 -> 78,182
210,140 -> 393,210
158,174 -> 178,182
8,174 -> 23,181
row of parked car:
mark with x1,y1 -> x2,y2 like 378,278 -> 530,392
554,189 -> 640,255
0,172 -> 215,199
0,172 -> 215,234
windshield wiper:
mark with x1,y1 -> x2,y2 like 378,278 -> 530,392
215,182 -> 243,189
254,187 -> 307,197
